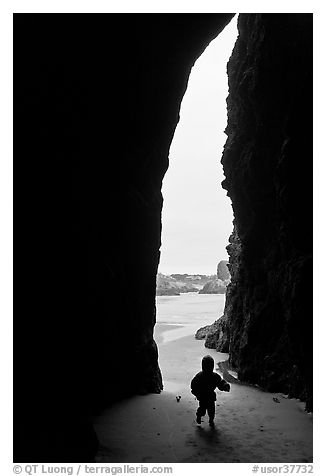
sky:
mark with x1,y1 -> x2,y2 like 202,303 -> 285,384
159,16 -> 239,276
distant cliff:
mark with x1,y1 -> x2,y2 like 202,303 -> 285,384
157,262 -> 230,296
156,273 -> 214,296
198,278 -> 227,294
198,261 -> 231,294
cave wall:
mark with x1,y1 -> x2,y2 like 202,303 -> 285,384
218,14 -> 313,409
14,13 -> 234,461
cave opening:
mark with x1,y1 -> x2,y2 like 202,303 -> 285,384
154,17 -> 238,391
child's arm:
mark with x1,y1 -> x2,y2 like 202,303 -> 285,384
216,374 -> 230,392
219,380 -> 231,392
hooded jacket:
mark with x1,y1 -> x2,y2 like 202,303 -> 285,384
191,355 -> 230,401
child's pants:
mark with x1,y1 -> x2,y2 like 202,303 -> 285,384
196,399 -> 215,421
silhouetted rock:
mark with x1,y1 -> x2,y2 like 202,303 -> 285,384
15,13 -> 235,461
215,14 -> 312,410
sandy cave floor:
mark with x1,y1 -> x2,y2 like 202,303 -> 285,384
94,328 -> 312,463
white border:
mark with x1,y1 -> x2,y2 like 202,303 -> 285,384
7,0 -> 320,14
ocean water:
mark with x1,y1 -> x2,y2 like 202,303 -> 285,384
154,292 -> 225,343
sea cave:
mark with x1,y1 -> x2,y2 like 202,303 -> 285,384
14,13 -> 312,462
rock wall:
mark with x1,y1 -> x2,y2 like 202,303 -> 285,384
213,14 -> 312,409
14,14 -> 234,461
217,260 -> 230,281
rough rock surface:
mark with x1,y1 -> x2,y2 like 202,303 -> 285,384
205,315 -> 230,352
196,315 -> 229,353
206,14 -> 312,410
217,260 -> 230,281
198,278 -> 227,294
195,324 -> 212,340
14,14 -> 234,462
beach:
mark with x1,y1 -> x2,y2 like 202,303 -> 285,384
94,295 -> 312,463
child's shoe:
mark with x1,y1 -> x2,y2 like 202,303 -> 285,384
209,419 -> 215,427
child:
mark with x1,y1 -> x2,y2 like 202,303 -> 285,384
191,355 -> 230,426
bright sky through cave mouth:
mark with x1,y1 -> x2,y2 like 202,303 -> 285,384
159,16 -> 239,276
